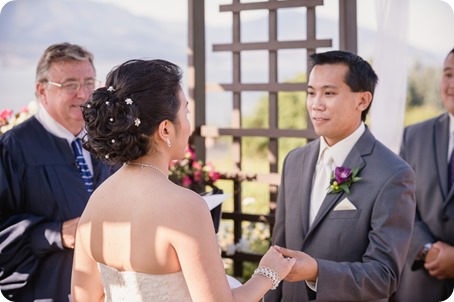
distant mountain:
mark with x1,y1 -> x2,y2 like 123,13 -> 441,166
0,0 -> 186,67
0,0 -> 441,69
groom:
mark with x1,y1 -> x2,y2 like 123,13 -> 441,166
265,50 -> 416,301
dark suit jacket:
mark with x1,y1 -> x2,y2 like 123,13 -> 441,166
0,117 -> 117,301
394,113 -> 454,302
266,128 -> 416,302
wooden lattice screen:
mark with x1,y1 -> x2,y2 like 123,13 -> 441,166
188,0 -> 357,278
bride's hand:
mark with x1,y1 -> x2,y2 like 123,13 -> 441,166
258,246 -> 296,281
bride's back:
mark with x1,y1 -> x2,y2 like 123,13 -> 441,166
78,165 -> 199,275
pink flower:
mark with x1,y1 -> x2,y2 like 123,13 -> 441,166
0,109 -> 13,120
209,171 -> 221,182
19,106 -> 29,114
168,145 -> 221,191
182,175 -> 192,187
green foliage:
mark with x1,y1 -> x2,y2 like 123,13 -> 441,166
406,62 -> 442,108
404,104 -> 443,126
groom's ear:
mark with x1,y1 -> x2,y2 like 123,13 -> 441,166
356,91 -> 372,112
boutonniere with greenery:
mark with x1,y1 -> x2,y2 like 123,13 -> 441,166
327,166 -> 361,194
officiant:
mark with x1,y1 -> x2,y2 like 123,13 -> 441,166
0,42 -> 116,301
265,50 -> 416,302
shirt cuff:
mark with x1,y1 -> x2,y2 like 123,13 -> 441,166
305,278 -> 318,292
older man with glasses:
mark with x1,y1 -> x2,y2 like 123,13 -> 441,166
0,42 -> 116,301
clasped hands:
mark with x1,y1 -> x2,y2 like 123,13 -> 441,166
262,246 -> 318,283
424,241 -> 454,279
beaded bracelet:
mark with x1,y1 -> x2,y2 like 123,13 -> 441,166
253,266 -> 281,290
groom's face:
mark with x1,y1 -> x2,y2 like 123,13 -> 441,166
306,63 -> 370,146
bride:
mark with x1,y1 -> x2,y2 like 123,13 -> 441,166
71,59 -> 295,301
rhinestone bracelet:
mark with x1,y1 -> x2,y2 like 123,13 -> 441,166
253,266 -> 281,290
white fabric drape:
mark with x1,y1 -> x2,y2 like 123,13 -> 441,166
369,0 -> 409,153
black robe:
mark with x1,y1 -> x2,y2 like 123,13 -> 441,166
0,117 -> 116,301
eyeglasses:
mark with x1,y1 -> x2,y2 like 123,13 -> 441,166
46,79 -> 99,94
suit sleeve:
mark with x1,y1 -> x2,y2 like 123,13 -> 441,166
263,155 -> 289,302
315,165 -> 416,301
0,135 -> 64,292
399,127 -> 434,269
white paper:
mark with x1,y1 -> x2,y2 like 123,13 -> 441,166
202,194 -> 230,210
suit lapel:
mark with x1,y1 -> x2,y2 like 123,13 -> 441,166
300,142 -> 320,237
305,129 -> 371,238
434,114 -> 450,200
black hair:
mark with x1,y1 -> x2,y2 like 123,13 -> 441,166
82,59 -> 182,165
447,47 -> 454,59
309,50 -> 379,121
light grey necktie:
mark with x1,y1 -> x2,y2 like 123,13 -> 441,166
309,148 -> 333,226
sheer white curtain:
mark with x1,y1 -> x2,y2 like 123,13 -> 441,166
369,0 -> 409,153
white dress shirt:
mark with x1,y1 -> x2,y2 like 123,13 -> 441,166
448,113 -> 454,162
35,103 -> 93,173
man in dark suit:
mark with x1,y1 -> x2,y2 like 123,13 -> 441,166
392,48 -> 454,302
265,50 -> 416,302
0,43 -> 116,301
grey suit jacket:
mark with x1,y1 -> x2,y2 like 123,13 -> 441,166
394,113 -> 454,302
266,128 -> 416,302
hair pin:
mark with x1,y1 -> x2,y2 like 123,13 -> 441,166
125,98 -> 133,105
134,118 -> 141,127
107,86 -> 115,92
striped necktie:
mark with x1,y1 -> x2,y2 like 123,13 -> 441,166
71,138 -> 94,194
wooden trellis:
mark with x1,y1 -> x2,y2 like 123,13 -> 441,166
187,0 -> 357,277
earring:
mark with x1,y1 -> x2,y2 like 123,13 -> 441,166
166,138 -> 171,148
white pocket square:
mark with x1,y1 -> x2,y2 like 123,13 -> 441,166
333,197 -> 357,211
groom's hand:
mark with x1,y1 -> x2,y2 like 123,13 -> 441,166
274,246 -> 318,282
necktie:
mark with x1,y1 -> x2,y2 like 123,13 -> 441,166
71,138 -> 94,194
449,149 -> 454,190
309,149 -> 333,226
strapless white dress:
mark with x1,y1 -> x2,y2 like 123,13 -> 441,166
98,263 -> 193,302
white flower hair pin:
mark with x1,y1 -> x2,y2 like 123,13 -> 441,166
125,98 -> 133,105
107,86 -> 115,92
134,118 -> 141,127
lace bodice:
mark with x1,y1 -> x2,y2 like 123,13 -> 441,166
98,263 -> 192,302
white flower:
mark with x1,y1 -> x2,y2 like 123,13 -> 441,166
134,118 -> 141,127
125,98 -> 133,105
242,197 -> 256,206
225,243 -> 237,256
107,86 -> 115,92
235,237 -> 251,253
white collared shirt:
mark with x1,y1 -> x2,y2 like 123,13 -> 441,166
448,113 -> 454,162
318,122 -> 366,168
35,103 -> 93,173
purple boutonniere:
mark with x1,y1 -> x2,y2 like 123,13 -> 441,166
327,166 -> 361,194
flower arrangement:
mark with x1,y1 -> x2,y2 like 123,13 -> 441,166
169,144 -> 221,192
0,101 -> 37,134
327,166 -> 361,194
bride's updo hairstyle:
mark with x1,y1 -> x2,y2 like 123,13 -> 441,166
82,59 -> 182,165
